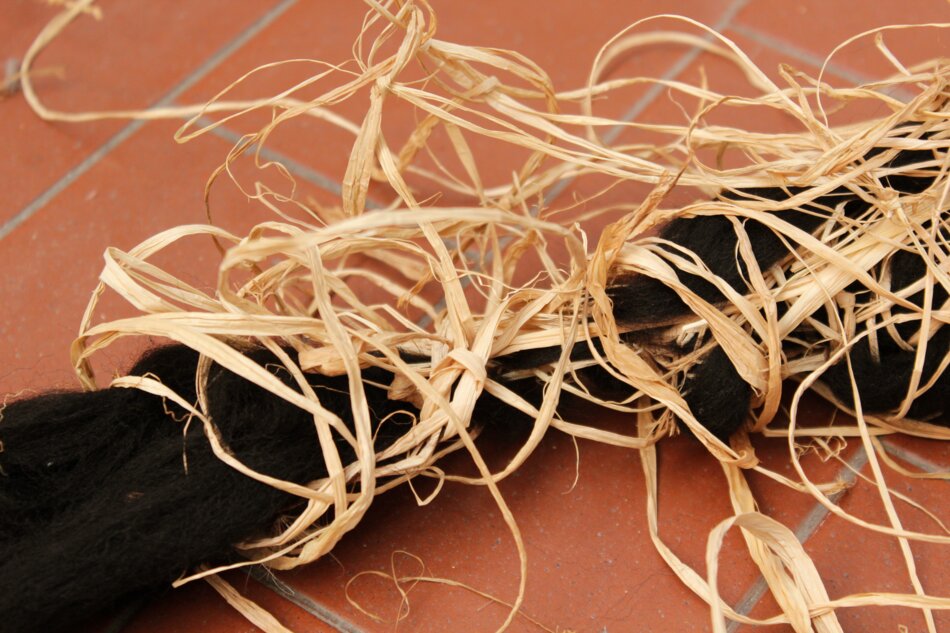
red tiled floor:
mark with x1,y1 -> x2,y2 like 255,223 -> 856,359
730,416 -> 949,633
799,453 -> 950,632
279,427 -> 735,632
170,1 -> 739,209
254,398 -> 874,633
0,117 -> 344,394
733,1 -> 950,80
1,2 -> 947,633
0,0 -> 283,222
882,433 -> 950,470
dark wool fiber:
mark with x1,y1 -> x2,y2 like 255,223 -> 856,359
0,139 -> 946,632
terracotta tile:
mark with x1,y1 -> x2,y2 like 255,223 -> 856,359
733,1 -> 949,80
719,397 -> 868,631
694,408 -> 871,630
257,396 -> 858,633
880,434 -> 950,471
433,1 -> 738,89
170,1 -> 740,210
0,0 -> 281,223
0,119 -> 343,395
734,601 -> 797,633
275,429 -> 726,631
5,4 -> 946,633
794,453 -> 949,632
714,416 -> 947,632
513,21 -> 905,273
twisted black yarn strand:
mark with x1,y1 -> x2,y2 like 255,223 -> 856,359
0,346 -> 419,633
0,134 -> 946,632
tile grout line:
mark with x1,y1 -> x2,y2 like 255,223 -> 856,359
241,1 -> 761,624
879,438 -> 949,482
729,22 -> 876,87
248,566 -> 366,633
542,0 -> 751,205
202,120 -> 343,198
197,118 -> 383,209
414,0 -> 752,329
726,435 -> 948,632
0,0 -> 298,242
724,446 -> 870,633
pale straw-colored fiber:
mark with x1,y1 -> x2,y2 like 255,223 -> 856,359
21,1 -> 949,631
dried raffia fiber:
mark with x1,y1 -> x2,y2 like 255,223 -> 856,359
3,0 -> 949,632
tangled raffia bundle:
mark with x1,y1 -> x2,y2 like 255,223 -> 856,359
3,1 -> 949,631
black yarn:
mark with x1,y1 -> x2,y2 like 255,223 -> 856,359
821,327 -> 949,421
0,345 -> 419,633
608,133 -> 940,327
821,245 -> 949,421
608,136 -> 943,433
0,134 -> 945,633
489,335 -> 750,441
617,140 -> 935,436
679,346 -> 753,441
0,346 -> 201,545
606,186 -> 836,327
494,137 -> 945,437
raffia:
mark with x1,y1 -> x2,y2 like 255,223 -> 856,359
20,1 -> 950,631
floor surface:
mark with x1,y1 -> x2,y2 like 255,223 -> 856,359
2,1 -> 948,632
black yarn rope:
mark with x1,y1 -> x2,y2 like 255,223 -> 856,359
0,346 -> 420,632
0,140 -> 946,632
495,138 -> 948,438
